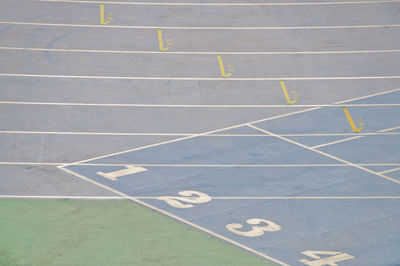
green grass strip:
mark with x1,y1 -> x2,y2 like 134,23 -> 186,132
0,199 -> 275,266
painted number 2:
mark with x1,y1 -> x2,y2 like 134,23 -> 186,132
226,218 -> 281,237
158,190 -> 211,208
300,250 -> 354,266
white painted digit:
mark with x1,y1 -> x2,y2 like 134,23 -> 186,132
158,191 -> 211,208
299,250 -> 354,266
96,165 -> 147,181
226,218 -> 281,237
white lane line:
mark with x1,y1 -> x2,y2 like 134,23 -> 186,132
378,125 -> 400,132
1,130 -> 400,137
0,162 -> 345,167
2,101 -> 400,108
1,21 -> 399,30
59,166 -> 289,266
248,124 -> 400,184
0,195 -> 125,199
0,130 -> 192,136
2,162 -> 400,167
336,88 -> 400,104
2,46 -> 400,55
35,0 -> 400,6
60,86 -> 400,167
379,167 -> 400,174
0,162 -> 65,166
1,195 -> 400,199
311,135 -> 364,149
1,73 -> 400,81
185,196 -> 400,199
311,125 -> 400,149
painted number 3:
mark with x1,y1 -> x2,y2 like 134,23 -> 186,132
226,218 -> 281,237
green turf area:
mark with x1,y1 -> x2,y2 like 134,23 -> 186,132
0,199 -> 275,266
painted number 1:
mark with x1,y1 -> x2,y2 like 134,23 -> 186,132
96,165 -> 147,181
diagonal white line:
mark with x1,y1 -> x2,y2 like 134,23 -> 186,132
311,136 -> 364,149
379,167 -> 400,174
61,107 -> 319,166
335,87 -> 400,104
248,124 -> 400,184
311,124 -> 400,149
378,125 -> 400,132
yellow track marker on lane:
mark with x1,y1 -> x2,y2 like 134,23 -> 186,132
280,80 -> 297,105
217,55 -> 232,78
342,106 -> 363,133
100,4 -> 112,25
157,29 -> 171,52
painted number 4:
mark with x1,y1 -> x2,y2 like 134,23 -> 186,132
300,250 -> 354,266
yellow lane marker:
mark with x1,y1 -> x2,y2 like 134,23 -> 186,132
280,80 -> 297,105
342,106 -> 363,133
157,29 -> 172,52
100,4 -> 112,25
217,55 -> 232,78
